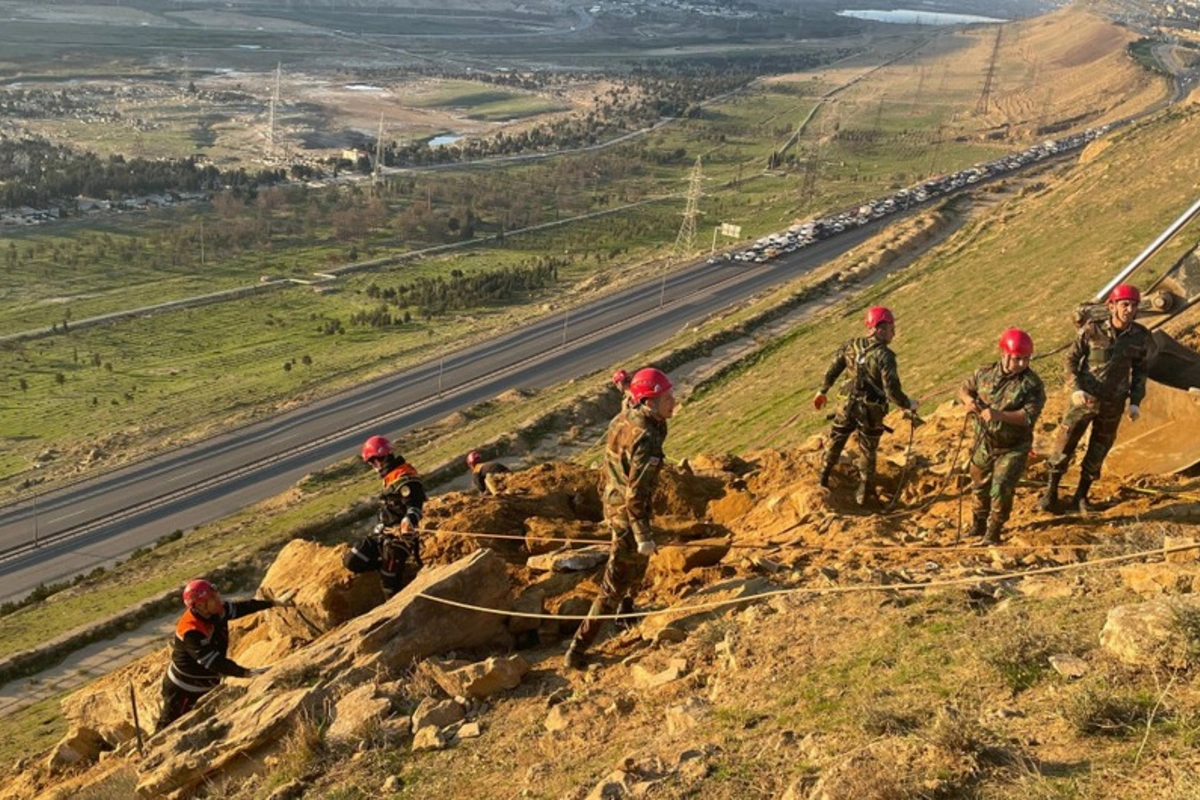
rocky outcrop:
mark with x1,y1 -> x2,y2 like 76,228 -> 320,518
418,654 -> 531,699
1100,597 -> 1200,669
55,648 -> 167,766
135,550 -> 512,798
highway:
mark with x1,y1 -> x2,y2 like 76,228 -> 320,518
0,221 -> 886,603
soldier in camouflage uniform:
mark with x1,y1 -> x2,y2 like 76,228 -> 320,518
564,367 -> 675,671
1039,284 -> 1150,514
814,306 -> 920,506
957,328 -> 1046,545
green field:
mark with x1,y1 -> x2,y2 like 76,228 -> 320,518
0,24 -> 1161,489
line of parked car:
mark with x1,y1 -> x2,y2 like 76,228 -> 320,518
714,125 -> 1112,265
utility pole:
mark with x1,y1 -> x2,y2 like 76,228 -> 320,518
373,113 -> 385,186
268,62 -> 281,158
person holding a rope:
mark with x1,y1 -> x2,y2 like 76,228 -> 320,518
156,579 -> 295,732
466,450 -> 510,495
564,367 -> 675,671
345,435 -> 427,599
814,306 -> 920,506
958,328 -> 1046,545
1039,284 -> 1150,514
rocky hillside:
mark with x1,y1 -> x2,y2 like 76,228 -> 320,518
6,393 -> 1200,800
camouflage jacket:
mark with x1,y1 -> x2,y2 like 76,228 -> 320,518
602,403 -> 668,545
820,337 -> 912,409
961,362 -> 1046,450
1066,318 -> 1150,405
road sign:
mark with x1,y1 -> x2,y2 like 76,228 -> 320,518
719,223 -> 742,238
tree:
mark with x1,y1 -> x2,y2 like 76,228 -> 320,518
54,372 -> 66,386
301,354 -> 312,366
18,378 -> 28,392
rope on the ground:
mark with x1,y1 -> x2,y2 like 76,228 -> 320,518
415,524 -> 1136,553
415,539 -> 1200,621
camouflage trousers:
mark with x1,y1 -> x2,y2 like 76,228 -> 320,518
969,440 -> 1031,524
570,511 -> 649,652
823,400 -> 887,483
1044,398 -> 1124,482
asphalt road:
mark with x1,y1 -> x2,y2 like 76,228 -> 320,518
0,221 -> 885,602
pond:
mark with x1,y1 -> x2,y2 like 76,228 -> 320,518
427,133 -> 462,147
838,8 -> 1006,25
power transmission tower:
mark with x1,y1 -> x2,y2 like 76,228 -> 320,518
658,157 -> 704,308
975,26 -> 1003,116
671,156 -> 704,261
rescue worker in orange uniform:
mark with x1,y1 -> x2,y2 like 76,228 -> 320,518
156,579 -> 294,731
466,450 -> 510,495
345,435 -> 427,598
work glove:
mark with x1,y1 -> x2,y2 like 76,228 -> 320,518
909,398 -> 920,413
637,540 -> 657,556
1071,390 -> 1094,407
813,392 -> 827,411
372,522 -> 386,536
273,588 -> 297,608
1128,404 -> 1140,422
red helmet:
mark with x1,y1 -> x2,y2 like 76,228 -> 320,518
628,368 -> 673,404
998,328 -> 1034,357
466,450 -> 482,468
612,369 -> 630,387
182,579 -> 216,610
1108,284 -> 1141,304
864,306 -> 895,329
361,435 -> 392,462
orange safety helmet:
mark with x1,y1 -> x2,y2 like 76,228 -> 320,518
182,579 -> 217,610
628,368 -> 673,404
361,435 -> 392,462
998,327 -> 1034,357
1108,284 -> 1141,304
864,306 -> 895,329
466,450 -> 483,468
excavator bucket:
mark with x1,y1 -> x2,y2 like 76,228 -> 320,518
1147,330 -> 1200,391
1107,381 -> 1200,476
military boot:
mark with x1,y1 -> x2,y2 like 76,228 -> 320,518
1070,477 -> 1096,515
614,596 -> 637,633
854,478 -> 877,507
563,643 -> 588,671
1037,472 -> 1062,513
977,515 -> 1003,546
818,461 -> 834,489
967,512 -> 988,541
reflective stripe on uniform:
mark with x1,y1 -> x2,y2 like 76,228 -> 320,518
167,664 -> 215,694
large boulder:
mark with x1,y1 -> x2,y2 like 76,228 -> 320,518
230,540 -> 384,666
136,550 -> 512,798
1100,597 -> 1200,669
54,647 -> 168,767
